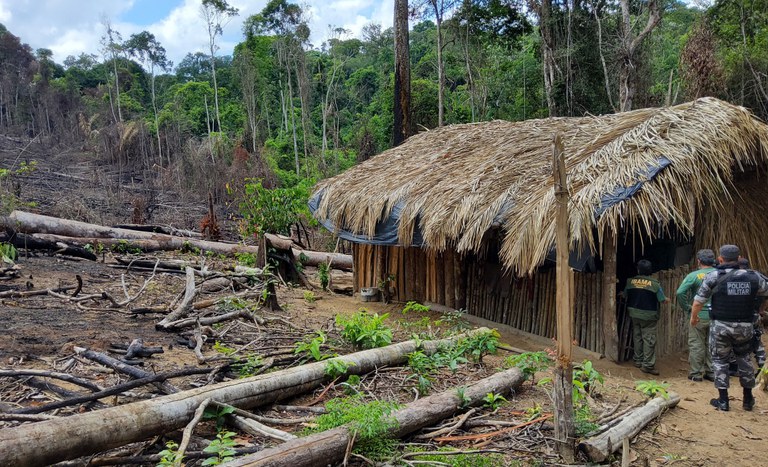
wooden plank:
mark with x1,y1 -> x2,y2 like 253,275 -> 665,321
436,251 -> 446,306
553,133 -> 575,459
444,250 -> 455,309
601,232 -> 619,362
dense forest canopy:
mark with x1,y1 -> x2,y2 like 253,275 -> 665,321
1,0 -> 767,215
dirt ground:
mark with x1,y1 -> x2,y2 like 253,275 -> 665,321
1,252 -> 766,467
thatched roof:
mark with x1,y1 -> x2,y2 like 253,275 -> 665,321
311,98 -> 768,274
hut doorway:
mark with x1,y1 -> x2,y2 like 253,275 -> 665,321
614,229 -> 694,362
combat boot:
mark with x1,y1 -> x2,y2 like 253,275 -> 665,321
710,398 -> 729,411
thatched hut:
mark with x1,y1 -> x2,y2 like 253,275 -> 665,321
309,98 -> 768,361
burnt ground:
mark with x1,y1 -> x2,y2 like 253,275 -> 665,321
1,143 -> 767,466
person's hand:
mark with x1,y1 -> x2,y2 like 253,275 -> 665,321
690,314 -> 699,326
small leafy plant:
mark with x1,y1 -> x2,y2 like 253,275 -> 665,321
482,392 -> 507,410
459,329 -> 500,363
202,431 -> 237,465
156,440 -> 181,467
437,308 -> 470,333
203,405 -> 236,432
324,359 -> 354,379
0,242 -> 17,264
455,386 -> 471,409
235,252 -> 258,267
336,310 -> 393,349
573,359 -> 604,394
303,290 -> 316,303
503,351 -> 553,382
635,380 -> 670,399
402,301 -> 430,315
231,355 -> 263,378
318,262 -> 330,290
294,332 -> 333,362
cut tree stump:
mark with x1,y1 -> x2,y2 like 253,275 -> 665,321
579,392 -> 681,462
0,330 -> 489,466
227,367 -> 525,467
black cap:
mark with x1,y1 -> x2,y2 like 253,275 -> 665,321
719,244 -> 740,262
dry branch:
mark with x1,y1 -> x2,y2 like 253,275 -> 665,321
579,392 -> 681,462
226,367 -> 525,467
0,330 -> 489,465
0,369 -> 103,392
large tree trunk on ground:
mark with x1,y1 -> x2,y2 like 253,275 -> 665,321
2,211 -> 352,269
0,330 -> 488,466
228,367 -> 525,467
579,392 -> 680,462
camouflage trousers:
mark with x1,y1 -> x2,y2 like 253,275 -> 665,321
753,321 -> 766,367
710,320 -> 755,390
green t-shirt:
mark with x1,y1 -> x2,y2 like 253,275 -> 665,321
624,275 -> 667,320
675,267 -> 715,320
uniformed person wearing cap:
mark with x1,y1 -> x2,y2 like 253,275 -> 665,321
692,244 -> 768,411
675,249 -> 717,382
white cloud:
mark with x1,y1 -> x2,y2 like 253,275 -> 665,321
0,1 -> 12,23
0,0 -> 396,67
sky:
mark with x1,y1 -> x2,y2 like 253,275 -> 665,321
0,0 -> 395,68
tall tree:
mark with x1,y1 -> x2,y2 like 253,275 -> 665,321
394,0 -> 412,145
100,17 -> 124,123
200,0 -> 239,133
618,0 -> 661,111
245,0 -> 311,176
413,0 -> 459,126
125,31 -> 172,165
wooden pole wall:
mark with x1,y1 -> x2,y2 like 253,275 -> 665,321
601,232 -> 619,362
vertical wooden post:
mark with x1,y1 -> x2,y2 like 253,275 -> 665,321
602,228 -> 619,362
553,134 -> 575,461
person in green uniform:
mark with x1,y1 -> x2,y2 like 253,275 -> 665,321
676,249 -> 717,382
625,259 -> 669,375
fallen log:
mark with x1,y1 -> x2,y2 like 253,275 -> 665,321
2,231 -> 96,260
226,367 -> 525,467
3,211 -> 352,268
579,392 -> 681,462
0,330 -> 489,466
112,224 -> 202,238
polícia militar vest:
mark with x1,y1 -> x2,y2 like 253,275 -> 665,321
710,269 -> 760,322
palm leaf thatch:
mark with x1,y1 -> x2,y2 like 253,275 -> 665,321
312,98 -> 768,275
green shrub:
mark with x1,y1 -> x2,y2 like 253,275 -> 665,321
317,262 -> 330,290
294,332 -> 333,361
635,380 -> 670,399
324,359 -> 354,379
482,392 -> 507,410
502,351 -> 553,381
459,329 -> 500,363
402,301 -> 430,314
336,310 -> 393,349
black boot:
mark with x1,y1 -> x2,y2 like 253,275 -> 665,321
711,389 -> 730,411
710,398 -> 730,411
744,388 -> 755,412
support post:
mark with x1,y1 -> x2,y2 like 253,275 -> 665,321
602,228 -> 619,362
553,134 -> 575,460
